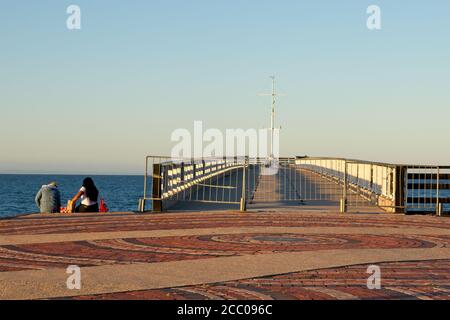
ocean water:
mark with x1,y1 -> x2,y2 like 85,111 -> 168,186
1,174 -> 448,218
0,174 -> 144,218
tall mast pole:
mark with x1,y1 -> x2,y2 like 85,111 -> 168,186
270,76 -> 276,160
259,76 -> 284,160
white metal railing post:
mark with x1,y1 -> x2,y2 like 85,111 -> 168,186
139,157 -> 149,212
436,166 -> 441,216
240,157 -> 247,212
340,160 -> 348,213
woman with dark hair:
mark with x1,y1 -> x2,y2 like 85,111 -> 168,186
71,177 -> 99,213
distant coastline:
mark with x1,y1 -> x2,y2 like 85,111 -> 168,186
0,172 -> 142,176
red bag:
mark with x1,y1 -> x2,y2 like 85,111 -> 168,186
99,199 -> 109,213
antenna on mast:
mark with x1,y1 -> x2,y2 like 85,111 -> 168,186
258,76 -> 286,160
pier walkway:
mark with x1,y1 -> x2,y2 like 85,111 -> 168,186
142,156 -> 450,215
0,210 -> 449,300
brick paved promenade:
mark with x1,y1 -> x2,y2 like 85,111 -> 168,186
0,210 -> 449,299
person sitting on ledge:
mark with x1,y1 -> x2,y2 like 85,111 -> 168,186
70,177 -> 99,213
35,181 -> 61,213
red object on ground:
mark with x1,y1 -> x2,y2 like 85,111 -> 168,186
99,199 -> 109,213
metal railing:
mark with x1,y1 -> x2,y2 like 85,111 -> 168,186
246,157 -> 343,204
296,157 -> 450,215
139,155 -> 450,215
138,156 -> 247,212
405,166 -> 450,215
295,157 -> 398,211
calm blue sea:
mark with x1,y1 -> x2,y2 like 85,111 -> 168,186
1,174 -> 448,218
0,174 -> 144,218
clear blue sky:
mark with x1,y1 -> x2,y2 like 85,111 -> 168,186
1,1 -> 449,174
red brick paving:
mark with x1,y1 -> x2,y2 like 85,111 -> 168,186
1,211 -> 449,299
1,211 -> 449,235
1,233 -> 448,272
70,260 -> 450,300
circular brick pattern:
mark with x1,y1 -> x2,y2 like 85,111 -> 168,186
1,211 -> 449,299
1,233 -> 447,272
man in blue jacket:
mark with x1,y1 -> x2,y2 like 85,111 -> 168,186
35,182 -> 61,213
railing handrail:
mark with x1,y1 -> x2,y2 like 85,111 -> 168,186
296,156 -> 450,169
146,155 -> 450,170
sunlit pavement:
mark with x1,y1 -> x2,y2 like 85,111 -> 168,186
0,210 -> 449,300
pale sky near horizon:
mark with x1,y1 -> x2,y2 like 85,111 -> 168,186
1,1 -> 449,174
